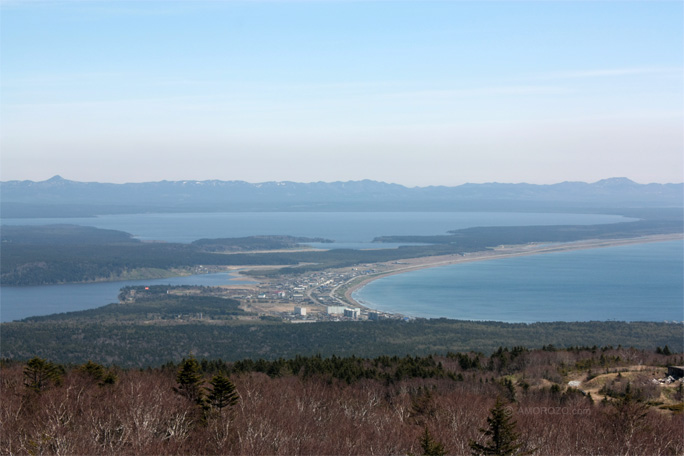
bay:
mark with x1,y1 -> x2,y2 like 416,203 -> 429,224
2,211 -> 633,245
0,272 -> 251,323
353,240 -> 684,323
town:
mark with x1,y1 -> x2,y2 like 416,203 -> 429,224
219,262 -> 407,322
119,260 -> 417,323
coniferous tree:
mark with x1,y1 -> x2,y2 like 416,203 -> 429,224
470,397 -> 530,456
174,356 -> 205,406
79,360 -> 105,381
79,360 -> 117,385
410,387 -> 436,425
499,377 -> 516,402
23,357 -> 62,392
419,426 -> 447,456
208,372 -> 239,411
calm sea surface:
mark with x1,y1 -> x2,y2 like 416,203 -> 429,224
353,240 -> 684,323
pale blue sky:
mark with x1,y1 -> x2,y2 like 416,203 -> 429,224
1,0 -> 682,185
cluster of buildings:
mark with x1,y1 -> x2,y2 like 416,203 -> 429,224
242,265 -> 400,321
159,263 -> 403,322
325,305 -> 360,319
253,268 -> 363,302
289,305 -> 387,322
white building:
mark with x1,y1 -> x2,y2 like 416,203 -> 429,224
344,308 -> 361,319
294,306 -> 307,316
326,306 -> 346,315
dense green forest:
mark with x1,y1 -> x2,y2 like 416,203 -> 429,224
191,235 -> 332,252
2,212 -> 682,286
2,314 -> 681,367
0,224 -> 140,245
2,348 -> 683,455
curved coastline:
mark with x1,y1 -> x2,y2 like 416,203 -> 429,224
344,233 -> 684,312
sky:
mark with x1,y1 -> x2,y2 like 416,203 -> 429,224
1,0 -> 682,187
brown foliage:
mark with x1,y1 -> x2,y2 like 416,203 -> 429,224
1,350 -> 683,455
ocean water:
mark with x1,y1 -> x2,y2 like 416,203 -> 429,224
0,271 -> 252,323
2,211 -> 633,245
353,240 -> 684,323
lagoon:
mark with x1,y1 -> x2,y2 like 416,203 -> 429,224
1,271 -> 251,323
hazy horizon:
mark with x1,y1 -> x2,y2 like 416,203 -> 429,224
3,174 -> 683,187
1,1 -> 682,186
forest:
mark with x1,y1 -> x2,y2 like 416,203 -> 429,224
2,311 -> 681,367
1,347 -> 682,455
191,235 -> 333,252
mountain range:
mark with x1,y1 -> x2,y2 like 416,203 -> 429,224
2,176 -> 682,217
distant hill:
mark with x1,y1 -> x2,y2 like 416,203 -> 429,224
1,176 -> 682,217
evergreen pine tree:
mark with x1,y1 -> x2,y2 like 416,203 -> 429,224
208,373 -> 239,411
79,360 -> 105,381
79,360 -> 117,386
174,356 -> 205,406
23,357 -> 62,392
470,397 -> 530,456
499,378 -> 516,402
410,387 -> 438,427
419,426 -> 447,456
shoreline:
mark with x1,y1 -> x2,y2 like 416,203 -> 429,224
343,233 -> 684,311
